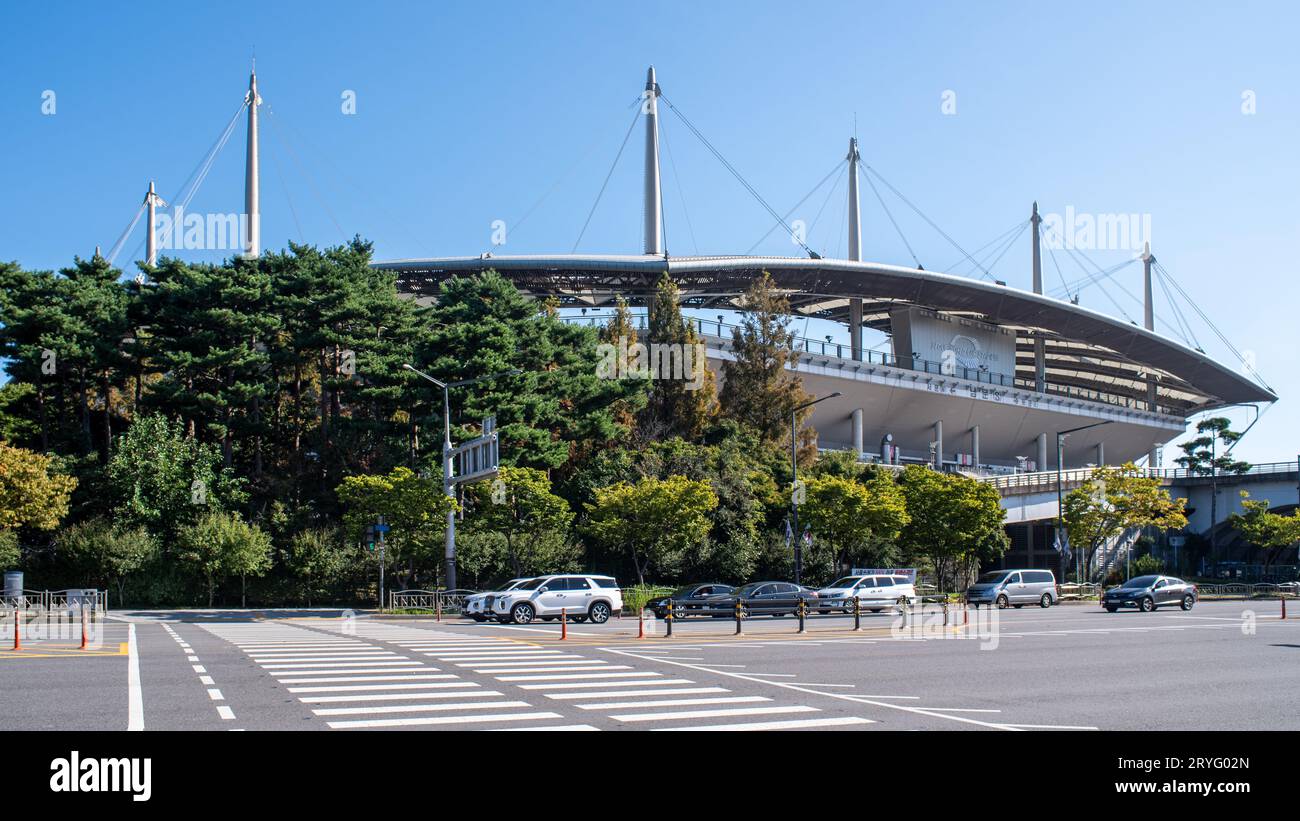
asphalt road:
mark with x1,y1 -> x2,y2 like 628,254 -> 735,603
1,600 -> 1294,731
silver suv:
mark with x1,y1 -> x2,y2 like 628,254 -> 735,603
488,574 -> 623,625
967,569 -> 1057,609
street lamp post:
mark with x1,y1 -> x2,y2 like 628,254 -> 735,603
1055,420 -> 1113,582
403,364 -> 519,591
791,391 -> 841,585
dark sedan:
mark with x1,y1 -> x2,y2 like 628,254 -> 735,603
647,583 -> 734,619
1103,575 -> 1198,612
704,581 -> 819,618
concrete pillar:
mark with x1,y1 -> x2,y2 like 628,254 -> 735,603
933,420 -> 943,469
852,408 -> 864,459
1149,445 -> 1161,468
971,425 -> 980,470
849,298 -> 863,362
1036,433 -> 1048,472
1031,202 -> 1046,392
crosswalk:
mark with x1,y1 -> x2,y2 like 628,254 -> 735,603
300,621 -> 873,731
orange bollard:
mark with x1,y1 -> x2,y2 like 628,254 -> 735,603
560,608 -> 567,640
963,605 -> 969,626
1283,597 -> 1288,620
80,608 -> 88,650
637,608 -> 645,639
436,594 -> 442,622
12,608 -> 20,651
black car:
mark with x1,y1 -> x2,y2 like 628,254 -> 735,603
704,581 -> 819,618
1102,575 -> 1198,612
647,583 -> 734,619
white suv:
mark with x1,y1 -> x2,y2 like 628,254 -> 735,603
464,578 -> 531,621
815,574 -> 917,614
488,574 -> 622,625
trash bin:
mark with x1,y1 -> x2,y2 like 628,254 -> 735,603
3,572 -> 21,599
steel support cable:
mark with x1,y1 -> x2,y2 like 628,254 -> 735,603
659,112 -> 697,255
267,122 -> 305,243
118,99 -> 248,266
573,104 -> 641,252
859,164 -> 922,268
981,219 -> 1030,278
956,219 -> 1028,280
1041,226 -> 1076,300
1050,257 -> 1136,300
658,93 -> 816,257
265,105 -> 347,242
105,202 -> 147,266
745,159 -> 845,254
808,165 -> 845,257
939,218 -> 1025,274
1156,262 -> 1272,391
862,164 -> 993,280
1153,264 -> 1196,346
512,96 -> 643,246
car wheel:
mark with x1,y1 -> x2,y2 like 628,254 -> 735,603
995,594 -> 1010,609
1039,593 -> 1052,608
510,602 -> 535,624
588,602 -> 612,624
1105,606 -> 1118,613
1139,596 -> 1155,613
1180,594 -> 1194,611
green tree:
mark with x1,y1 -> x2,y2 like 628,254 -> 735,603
0,441 -> 78,531
799,473 -> 909,582
897,465 -> 1009,591
719,272 -> 812,444
56,517 -> 159,604
177,511 -> 273,607
1175,416 -> 1250,555
0,529 -> 18,569
465,466 -> 576,577
640,273 -> 717,441
105,413 -> 245,540
1228,491 -> 1300,571
1064,463 -> 1188,580
335,466 -> 456,589
283,527 -> 355,607
585,475 -> 718,585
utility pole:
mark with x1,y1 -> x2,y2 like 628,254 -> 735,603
791,392 -> 841,584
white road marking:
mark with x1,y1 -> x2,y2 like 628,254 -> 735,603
546,687 -> 729,700
266,667 -> 433,677
326,712 -> 564,729
652,716 -> 874,731
192,665 -> 206,673
494,724 -> 600,731
287,682 -> 475,693
496,671 -> 660,682
997,723 -> 1099,730
275,674 -> 454,684
216,706 -> 236,720
313,700 -> 532,716
612,705 -> 819,722
575,696 -> 770,710
199,676 -> 215,685
470,666 -> 629,674
127,623 -> 144,731
300,690 -> 507,703
207,688 -> 224,701
518,678 -> 694,690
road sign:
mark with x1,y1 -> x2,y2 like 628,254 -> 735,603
450,416 -> 500,485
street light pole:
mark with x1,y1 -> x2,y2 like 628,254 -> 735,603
403,364 -> 519,592
1055,420 -> 1113,582
791,391 -> 841,585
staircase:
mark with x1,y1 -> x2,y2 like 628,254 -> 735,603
1091,528 -> 1142,581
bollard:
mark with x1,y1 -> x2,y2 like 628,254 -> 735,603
436,593 -> 442,622
734,600 -> 743,635
853,596 -> 862,631
1283,597 -> 1288,620
963,601 -> 969,626
80,607 -> 88,650
12,608 -> 20,651
560,608 -> 567,640
797,598 -> 807,633
638,608 -> 645,639
943,601 -> 950,626
665,601 -> 674,638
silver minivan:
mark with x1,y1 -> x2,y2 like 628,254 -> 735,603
966,569 -> 1057,609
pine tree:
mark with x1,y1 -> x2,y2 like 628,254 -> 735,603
719,271 -> 812,445
640,273 -> 717,441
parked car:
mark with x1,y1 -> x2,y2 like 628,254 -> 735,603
704,581 -> 818,618
646,583 -> 735,619
463,578 -> 532,622
966,569 -> 1057,609
488,574 -> 622,625
815,574 -> 918,613
1103,575 -> 1197,612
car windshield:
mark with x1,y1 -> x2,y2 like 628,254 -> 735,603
504,578 -> 530,590
827,577 -> 862,589
517,578 -> 547,590
735,583 -> 764,596
976,572 -> 1009,584
1121,576 -> 1159,588
672,585 -> 699,597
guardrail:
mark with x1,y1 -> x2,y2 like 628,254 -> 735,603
988,462 -> 1299,491
0,589 -> 106,612
646,594 -> 958,637
387,589 -> 475,614
1195,582 -> 1300,598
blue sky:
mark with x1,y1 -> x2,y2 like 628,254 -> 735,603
1,0 -> 1297,464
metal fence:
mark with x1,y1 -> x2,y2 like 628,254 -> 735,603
1196,582 -> 1300,598
0,589 -> 106,612
387,589 -> 474,613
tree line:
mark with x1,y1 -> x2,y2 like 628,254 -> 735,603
0,243 -> 1011,605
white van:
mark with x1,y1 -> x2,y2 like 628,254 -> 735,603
966,569 -> 1057,608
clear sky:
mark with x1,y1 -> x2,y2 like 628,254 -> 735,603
2,0 -> 1296,464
